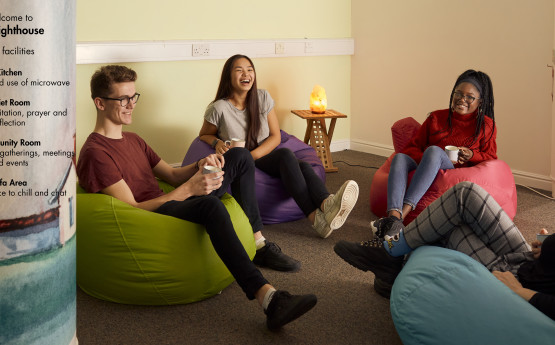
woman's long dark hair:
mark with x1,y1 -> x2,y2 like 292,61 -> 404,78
214,54 -> 261,150
446,69 -> 495,149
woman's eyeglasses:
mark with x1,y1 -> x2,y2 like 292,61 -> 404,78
452,91 -> 478,104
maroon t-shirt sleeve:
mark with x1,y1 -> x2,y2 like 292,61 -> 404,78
77,147 -> 124,193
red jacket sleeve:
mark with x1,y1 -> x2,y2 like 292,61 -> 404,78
468,117 -> 497,164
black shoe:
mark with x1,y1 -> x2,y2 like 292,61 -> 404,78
373,277 -> 394,299
334,239 -> 403,286
253,241 -> 301,272
370,216 -> 404,239
265,290 -> 317,331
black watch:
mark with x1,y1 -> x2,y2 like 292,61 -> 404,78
211,139 -> 219,148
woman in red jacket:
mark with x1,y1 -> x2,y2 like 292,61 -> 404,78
373,69 -> 496,237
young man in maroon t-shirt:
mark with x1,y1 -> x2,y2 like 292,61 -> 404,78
77,65 -> 316,330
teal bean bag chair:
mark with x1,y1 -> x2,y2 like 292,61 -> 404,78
390,246 -> 555,345
76,181 -> 256,305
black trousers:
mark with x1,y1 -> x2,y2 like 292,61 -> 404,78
255,147 -> 329,216
155,148 -> 268,300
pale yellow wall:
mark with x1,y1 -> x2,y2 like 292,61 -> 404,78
77,1 -> 350,41
352,0 -> 554,187
76,0 -> 351,163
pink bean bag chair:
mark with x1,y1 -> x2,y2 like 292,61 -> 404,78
370,117 -> 517,224
182,130 -> 325,224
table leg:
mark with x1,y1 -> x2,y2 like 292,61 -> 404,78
303,119 -> 312,144
327,118 -> 338,143
308,118 -> 338,173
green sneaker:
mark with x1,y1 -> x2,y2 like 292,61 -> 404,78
322,180 -> 359,230
312,209 -> 332,238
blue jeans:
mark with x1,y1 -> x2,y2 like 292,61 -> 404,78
387,146 -> 454,214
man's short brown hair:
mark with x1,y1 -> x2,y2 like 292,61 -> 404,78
90,65 -> 137,99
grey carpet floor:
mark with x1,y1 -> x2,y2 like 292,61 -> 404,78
76,150 -> 554,345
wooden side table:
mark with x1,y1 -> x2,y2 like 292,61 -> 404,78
291,109 -> 347,173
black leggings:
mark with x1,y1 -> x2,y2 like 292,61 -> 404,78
255,148 -> 329,216
155,148 -> 268,300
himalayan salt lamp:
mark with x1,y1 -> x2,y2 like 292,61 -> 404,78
310,85 -> 327,114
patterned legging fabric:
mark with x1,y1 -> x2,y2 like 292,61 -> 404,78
404,181 -> 534,274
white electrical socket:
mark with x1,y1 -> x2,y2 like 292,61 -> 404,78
275,42 -> 285,54
192,44 -> 210,57
305,42 -> 314,53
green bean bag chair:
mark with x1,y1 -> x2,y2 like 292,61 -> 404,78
390,246 -> 555,345
76,181 -> 256,305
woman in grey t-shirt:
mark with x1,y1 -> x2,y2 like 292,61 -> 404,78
199,55 -> 359,247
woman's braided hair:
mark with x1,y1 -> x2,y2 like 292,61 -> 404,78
447,69 -> 495,148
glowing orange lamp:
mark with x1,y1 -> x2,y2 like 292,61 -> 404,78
310,84 -> 327,114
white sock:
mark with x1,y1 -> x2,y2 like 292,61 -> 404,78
255,236 -> 266,250
262,287 -> 277,310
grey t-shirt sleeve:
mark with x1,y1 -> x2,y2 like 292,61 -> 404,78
203,101 -> 222,127
258,89 -> 274,117
203,89 -> 275,144
255,89 -> 274,143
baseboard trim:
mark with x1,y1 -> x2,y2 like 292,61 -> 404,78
329,139 -> 351,152
348,139 -> 394,158
512,169 -> 553,192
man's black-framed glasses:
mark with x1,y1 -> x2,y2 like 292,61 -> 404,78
100,93 -> 140,107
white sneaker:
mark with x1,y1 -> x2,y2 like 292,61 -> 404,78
322,180 -> 359,230
312,209 -> 333,238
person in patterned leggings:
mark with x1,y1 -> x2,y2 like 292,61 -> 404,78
334,182 -> 555,320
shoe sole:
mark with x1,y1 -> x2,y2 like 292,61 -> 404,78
319,227 -> 333,239
253,260 -> 301,273
267,295 -> 317,331
327,181 -> 359,231
318,219 -> 333,239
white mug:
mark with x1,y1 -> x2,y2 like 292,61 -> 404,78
537,233 -> 549,243
202,165 -> 222,178
444,145 -> 459,162
225,138 -> 245,148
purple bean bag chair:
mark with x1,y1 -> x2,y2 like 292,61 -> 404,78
182,130 -> 326,224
